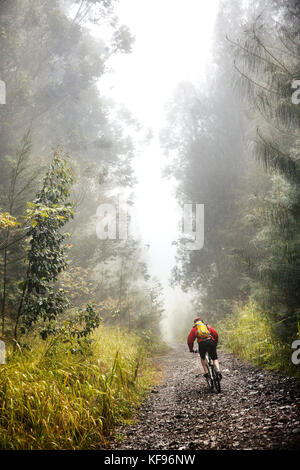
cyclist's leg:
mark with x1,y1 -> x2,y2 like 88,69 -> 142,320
201,357 -> 208,373
198,342 -> 208,373
208,340 -> 221,374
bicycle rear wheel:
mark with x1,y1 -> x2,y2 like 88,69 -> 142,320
212,366 -> 221,393
205,353 -> 214,391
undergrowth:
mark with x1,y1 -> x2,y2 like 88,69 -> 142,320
217,302 -> 300,379
0,325 -> 164,449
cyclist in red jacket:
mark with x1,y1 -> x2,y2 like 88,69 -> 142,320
187,317 -> 222,380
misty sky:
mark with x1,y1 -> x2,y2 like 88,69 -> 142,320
95,0 -> 220,329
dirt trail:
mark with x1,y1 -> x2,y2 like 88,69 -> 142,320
108,343 -> 300,450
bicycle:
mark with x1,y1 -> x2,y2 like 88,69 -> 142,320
193,350 -> 221,393
205,351 -> 221,393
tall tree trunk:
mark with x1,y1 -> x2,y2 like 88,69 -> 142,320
1,238 -> 9,335
13,277 -> 28,351
1,130 -> 31,337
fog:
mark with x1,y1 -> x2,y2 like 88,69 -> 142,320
94,0 -> 219,339
1,0 -> 299,346
1,0 -> 300,452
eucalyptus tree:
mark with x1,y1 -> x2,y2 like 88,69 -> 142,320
232,2 -> 300,337
0,0 -> 137,336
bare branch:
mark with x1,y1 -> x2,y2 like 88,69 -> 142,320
233,60 -> 281,96
252,20 -> 293,77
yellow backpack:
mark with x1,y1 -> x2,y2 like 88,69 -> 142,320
195,320 -> 210,339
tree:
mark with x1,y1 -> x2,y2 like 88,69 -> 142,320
0,0 -> 162,343
14,149 -> 74,342
0,130 -> 38,335
0,0 -> 138,334
232,4 -> 300,337
161,63 -> 246,320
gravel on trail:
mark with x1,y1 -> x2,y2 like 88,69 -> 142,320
108,343 -> 300,451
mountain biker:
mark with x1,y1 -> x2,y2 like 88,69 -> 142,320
187,317 -> 222,381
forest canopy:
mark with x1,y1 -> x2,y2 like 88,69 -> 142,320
0,0 -> 163,347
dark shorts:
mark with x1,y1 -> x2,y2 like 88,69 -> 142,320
198,339 -> 218,360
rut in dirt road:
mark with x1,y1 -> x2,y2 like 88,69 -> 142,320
108,344 -> 300,450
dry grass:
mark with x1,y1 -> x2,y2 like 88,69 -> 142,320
217,302 -> 300,378
0,325 -> 160,449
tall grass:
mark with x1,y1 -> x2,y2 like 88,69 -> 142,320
217,302 -> 300,378
0,325 -> 162,449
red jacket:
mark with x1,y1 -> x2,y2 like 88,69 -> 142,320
187,324 -> 218,352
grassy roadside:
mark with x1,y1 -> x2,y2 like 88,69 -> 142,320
0,325 -> 167,449
216,302 -> 300,379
